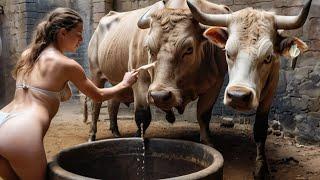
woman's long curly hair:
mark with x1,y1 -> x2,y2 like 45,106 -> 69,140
12,7 -> 83,78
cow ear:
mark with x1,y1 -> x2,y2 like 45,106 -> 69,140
279,36 -> 308,59
203,26 -> 228,49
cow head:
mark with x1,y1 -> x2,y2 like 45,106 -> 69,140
187,0 -> 311,111
137,0 -> 230,112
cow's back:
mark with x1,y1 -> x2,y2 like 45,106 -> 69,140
88,7 -> 149,85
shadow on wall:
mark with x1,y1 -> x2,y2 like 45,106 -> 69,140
0,9 -> 4,108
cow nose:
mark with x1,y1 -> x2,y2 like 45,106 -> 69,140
227,88 -> 252,103
150,90 -> 172,104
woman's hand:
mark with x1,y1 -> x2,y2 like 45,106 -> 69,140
120,70 -> 139,88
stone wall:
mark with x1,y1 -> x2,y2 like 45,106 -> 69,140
0,0 -> 5,107
91,0 -> 159,29
0,0 -> 28,107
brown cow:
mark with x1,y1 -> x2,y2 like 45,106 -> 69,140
187,0 -> 312,179
86,0 -> 231,144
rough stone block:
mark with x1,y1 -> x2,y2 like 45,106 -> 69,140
116,1 -> 131,12
299,81 -> 320,98
234,0 -> 250,5
294,112 -> 320,144
307,97 -> 320,112
277,6 -> 303,16
297,56 -> 319,68
92,0 -> 105,3
293,66 -> 311,81
208,0 -> 234,6
277,70 -> 287,94
291,97 -> 308,111
305,18 -> 320,40
253,2 -> 273,10
18,2 -> 26,12
309,40 -> 320,51
273,0 -> 304,8
93,2 -> 105,13
26,3 -> 36,11
25,11 -> 38,19
93,12 -> 105,23
231,4 -> 251,11
130,1 -> 139,10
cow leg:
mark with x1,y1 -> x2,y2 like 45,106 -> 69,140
132,72 -> 152,137
83,96 -> 88,123
107,99 -> 121,137
253,110 -> 270,180
134,106 -> 151,137
253,65 -> 278,179
197,103 -> 213,146
164,110 -> 175,123
89,100 -> 101,142
88,77 -> 106,142
197,80 -> 223,146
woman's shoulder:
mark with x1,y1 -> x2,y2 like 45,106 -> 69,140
40,49 -> 78,66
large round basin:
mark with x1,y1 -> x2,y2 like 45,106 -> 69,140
48,138 -> 223,180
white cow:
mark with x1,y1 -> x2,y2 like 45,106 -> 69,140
187,0 -> 312,179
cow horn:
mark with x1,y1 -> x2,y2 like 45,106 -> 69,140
187,0 -> 230,27
137,1 -> 165,29
275,0 -> 312,30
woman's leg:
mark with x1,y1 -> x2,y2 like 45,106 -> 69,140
0,118 -> 47,180
0,155 -> 19,180
8,141 -> 47,180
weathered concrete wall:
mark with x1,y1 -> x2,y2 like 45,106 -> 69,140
71,0 -> 92,76
0,0 -> 28,107
0,0 -> 5,107
91,0 -> 158,29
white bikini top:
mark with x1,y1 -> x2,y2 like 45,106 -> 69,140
16,81 -> 72,102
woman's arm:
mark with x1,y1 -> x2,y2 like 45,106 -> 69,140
65,60 -> 138,102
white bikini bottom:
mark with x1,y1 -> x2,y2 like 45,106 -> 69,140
0,111 -> 17,127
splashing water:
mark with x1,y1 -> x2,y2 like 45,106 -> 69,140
136,123 -> 145,180
141,123 -> 144,139
141,123 -> 145,180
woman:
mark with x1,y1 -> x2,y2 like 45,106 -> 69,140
0,7 -> 138,179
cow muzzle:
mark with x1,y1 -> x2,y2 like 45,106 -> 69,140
148,90 -> 173,107
224,86 -> 257,111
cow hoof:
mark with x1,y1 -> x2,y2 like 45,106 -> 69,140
200,138 -> 214,147
88,135 -> 96,142
203,141 -> 214,147
111,129 -> 121,137
254,160 -> 270,180
254,172 -> 270,180
135,129 -> 142,137
165,111 -> 176,123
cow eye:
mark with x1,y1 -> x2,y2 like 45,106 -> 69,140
264,54 -> 272,64
185,47 -> 193,55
